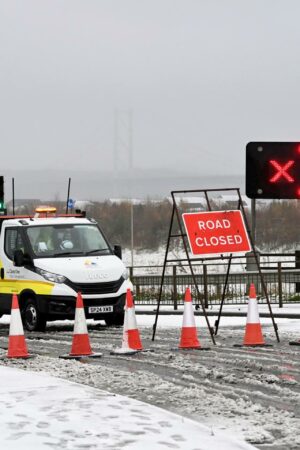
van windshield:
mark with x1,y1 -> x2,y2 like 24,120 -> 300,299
25,224 -> 111,258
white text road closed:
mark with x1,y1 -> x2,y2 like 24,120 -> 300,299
195,234 -> 242,247
182,210 -> 251,256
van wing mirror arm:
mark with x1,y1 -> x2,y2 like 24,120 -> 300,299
13,250 -> 24,267
114,245 -> 122,260
13,250 -> 32,267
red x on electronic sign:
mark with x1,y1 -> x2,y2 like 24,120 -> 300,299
269,160 -> 294,183
246,142 -> 300,199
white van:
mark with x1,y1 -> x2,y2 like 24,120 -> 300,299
0,210 -> 132,331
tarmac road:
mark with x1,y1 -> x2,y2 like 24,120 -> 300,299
0,320 -> 300,449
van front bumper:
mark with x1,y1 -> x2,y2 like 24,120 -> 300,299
37,293 -> 126,320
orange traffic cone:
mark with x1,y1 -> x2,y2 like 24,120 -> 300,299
125,289 -> 143,350
243,284 -> 265,346
7,294 -> 31,359
60,292 -> 102,359
179,288 -> 201,349
111,289 -> 143,354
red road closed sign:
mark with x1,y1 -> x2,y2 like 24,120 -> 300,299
182,210 -> 251,256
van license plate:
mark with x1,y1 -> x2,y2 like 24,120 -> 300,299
88,306 -> 113,314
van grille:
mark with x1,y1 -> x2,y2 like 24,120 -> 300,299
65,277 -> 124,295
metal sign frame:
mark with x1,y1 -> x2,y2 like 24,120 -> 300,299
151,187 -> 279,343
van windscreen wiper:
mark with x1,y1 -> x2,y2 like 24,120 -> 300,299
86,248 -> 110,255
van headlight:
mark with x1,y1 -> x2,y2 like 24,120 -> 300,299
122,268 -> 130,280
36,268 -> 66,284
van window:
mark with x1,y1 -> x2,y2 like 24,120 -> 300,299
25,224 -> 111,257
5,228 -> 26,260
76,225 -> 107,252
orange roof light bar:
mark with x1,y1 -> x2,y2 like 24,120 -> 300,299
35,206 -> 57,217
35,206 -> 57,214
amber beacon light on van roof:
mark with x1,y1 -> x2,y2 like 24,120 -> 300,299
246,142 -> 300,199
34,206 -> 57,217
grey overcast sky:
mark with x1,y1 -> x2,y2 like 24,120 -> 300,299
1,0 -> 300,175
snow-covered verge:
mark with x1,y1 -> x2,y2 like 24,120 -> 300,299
0,364 -> 255,450
122,246 -> 298,275
1,306 -> 300,449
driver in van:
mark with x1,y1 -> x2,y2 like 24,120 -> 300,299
57,230 -> 75,251
35,228 -> 55,253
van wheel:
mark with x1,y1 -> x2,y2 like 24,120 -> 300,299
23,299 -> 47,332
105,313 -> 124,327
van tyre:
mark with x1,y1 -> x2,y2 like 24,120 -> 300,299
105,312 -> 124,327
23,299 -> 47,332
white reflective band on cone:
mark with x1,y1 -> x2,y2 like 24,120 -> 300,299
73,308 -> 88,335
121,309 -> 129,349
9,308 -> 25,336
127,306 -> 138,330
246,298 -> 260,324
182,303 -> 197,328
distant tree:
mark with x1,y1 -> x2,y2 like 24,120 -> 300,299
47,198 -> 300,252
256,200 -> 300,250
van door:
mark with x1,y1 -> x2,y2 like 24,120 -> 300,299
0,227 -> 28,313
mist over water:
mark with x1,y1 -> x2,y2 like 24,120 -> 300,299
3,170 -> 244,202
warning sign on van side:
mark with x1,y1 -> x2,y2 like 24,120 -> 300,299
182,210 -> 251,256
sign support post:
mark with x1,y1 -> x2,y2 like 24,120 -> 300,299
251,198 -> 256,246
214,253 -> 232,335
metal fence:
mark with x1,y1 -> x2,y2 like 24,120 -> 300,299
129,254 -> 300,308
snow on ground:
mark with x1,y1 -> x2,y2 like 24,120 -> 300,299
122,246 -> 298,273
1,301 -> 299,333
134,303 -> 300,335
136,312 -> 300,334
0,365 -> 255,450
122,247 -> 246,272
0,304 -> 300,449
1,302 -> 299,333
123,247 -> 165,268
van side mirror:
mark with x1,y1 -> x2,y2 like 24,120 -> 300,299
13,250 -> 32,267
114,245 -> 122,260
13,250 -> 24,267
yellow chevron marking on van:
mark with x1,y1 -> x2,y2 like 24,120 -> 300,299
0,259 -> 54,295
0,279 -> 54,295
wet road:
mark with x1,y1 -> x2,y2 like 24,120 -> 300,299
0,321 -> 300,449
